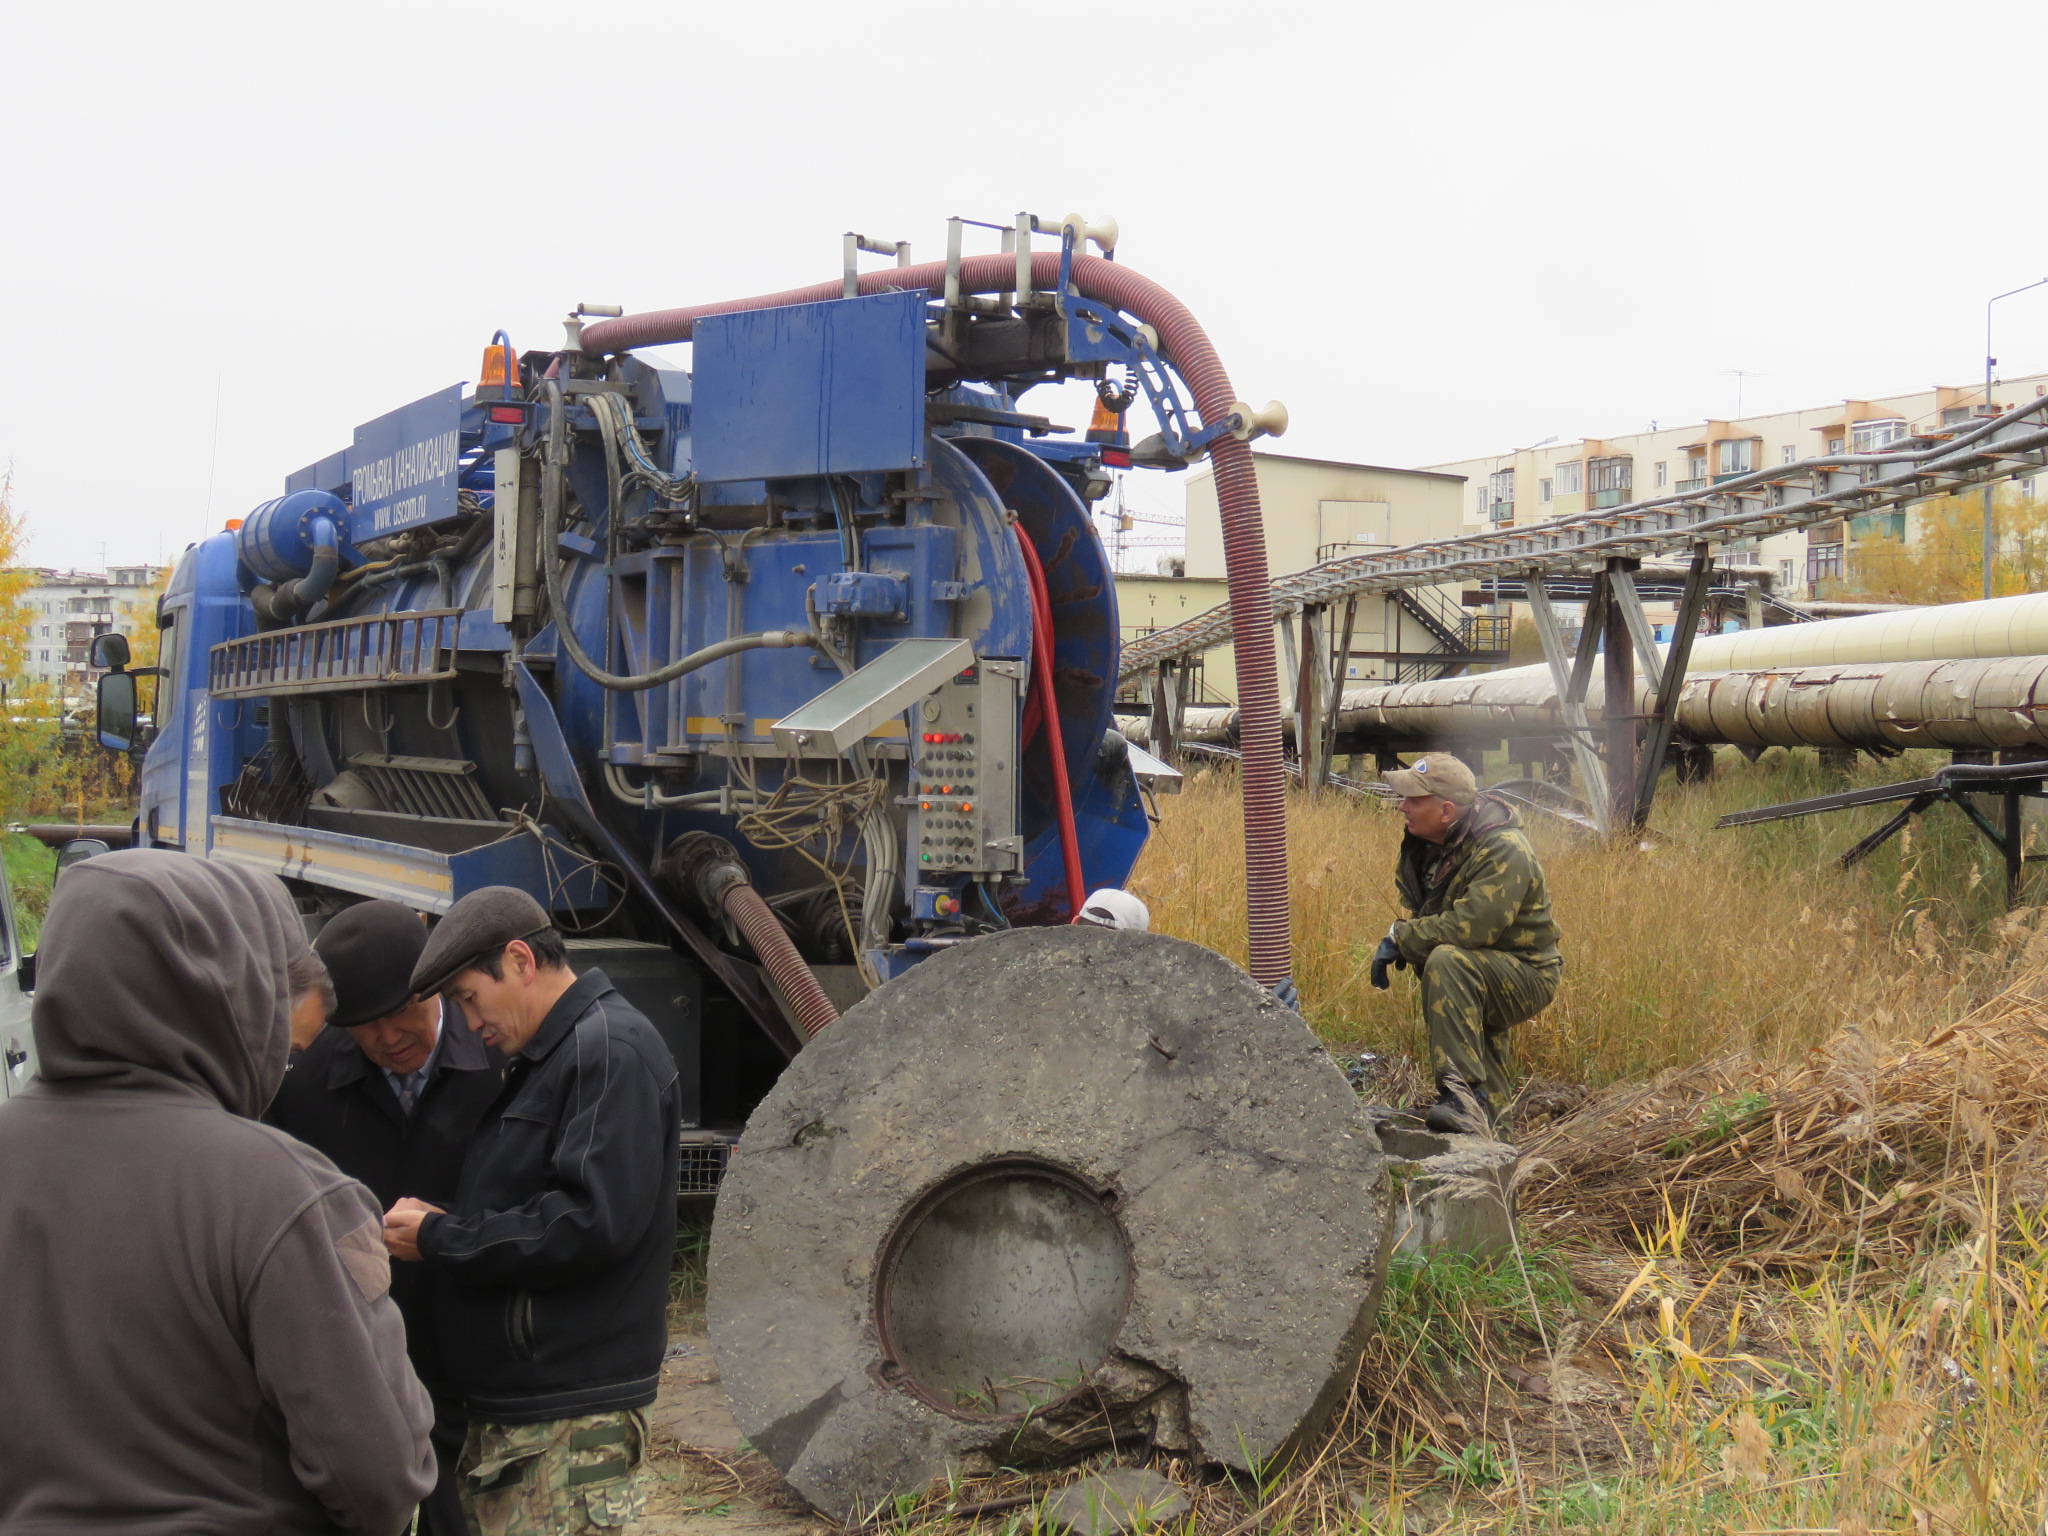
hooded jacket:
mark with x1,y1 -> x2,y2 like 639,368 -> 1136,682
1392,794 -> 1563,968
0,850 -> 435,1535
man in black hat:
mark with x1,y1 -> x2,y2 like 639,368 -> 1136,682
379,886 -> 680,1536
266,899 -> 505,1535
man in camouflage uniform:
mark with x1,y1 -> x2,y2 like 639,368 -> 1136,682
1369,754 -> 1562,1134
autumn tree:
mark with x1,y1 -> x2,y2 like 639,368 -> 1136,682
1833,485 -> 2048,604
0,472 -> 145,821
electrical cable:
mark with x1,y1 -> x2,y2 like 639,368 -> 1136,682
579,251 -> 1295,987
536,379 -> 814,692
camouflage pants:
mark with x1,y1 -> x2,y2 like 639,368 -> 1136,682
457,1409 -> 647,1536
1420,946 -> 1560,1107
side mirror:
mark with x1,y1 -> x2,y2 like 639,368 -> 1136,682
97,671 -> 139,752
56,838 -> 112,881
91,632 -> 131,671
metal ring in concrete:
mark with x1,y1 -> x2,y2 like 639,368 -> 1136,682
706,925 -> 1392,1521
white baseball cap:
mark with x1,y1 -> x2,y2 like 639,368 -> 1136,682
1077,888 -> 1151,932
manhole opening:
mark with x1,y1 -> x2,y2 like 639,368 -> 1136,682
876,1157 -> 1131,1421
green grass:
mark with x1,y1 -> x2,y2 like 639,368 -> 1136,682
5,834 -> 55,950
669,1221 -> 712,1324
1375,1247 -> 1578,1369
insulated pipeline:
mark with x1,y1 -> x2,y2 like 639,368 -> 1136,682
583,254 -> 1293,989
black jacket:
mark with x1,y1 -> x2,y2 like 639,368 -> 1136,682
417,969 -> 680,1425
266,1001 -> 504,1211
264,1002 -> 506,1403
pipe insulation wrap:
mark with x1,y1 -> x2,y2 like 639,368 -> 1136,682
585,254 -> 1292,987
1281,656 -> 2048,756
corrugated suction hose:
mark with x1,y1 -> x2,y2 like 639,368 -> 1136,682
583,253 -> 1293,991
659,833 -> 840,1040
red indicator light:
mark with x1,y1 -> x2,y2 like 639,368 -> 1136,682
962,802 -> 973,812
488,405 -> 524,424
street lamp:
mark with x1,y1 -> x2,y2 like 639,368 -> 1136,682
1981,278 -> 2048,600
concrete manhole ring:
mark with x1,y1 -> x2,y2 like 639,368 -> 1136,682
707,926 -> 1392,1521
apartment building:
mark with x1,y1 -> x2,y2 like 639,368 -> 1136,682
1425,373 -> 2048,600
20,565 -> 163,697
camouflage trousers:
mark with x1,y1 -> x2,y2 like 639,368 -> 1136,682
457,1409 -> 647,1536
1420,946 -> 1560,1109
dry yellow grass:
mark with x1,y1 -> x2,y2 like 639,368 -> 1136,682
828,754 -> 2048,1535
1131,753 -> 2033,1085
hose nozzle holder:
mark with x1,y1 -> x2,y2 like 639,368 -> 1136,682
657,831 -> 751,917
1229,399 -> 1289,443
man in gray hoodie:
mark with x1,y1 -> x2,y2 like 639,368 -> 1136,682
0,849 -> 436,1534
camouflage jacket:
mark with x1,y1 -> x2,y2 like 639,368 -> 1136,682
1391,794 -> 1562,968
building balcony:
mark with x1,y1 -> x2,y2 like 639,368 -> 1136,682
1675,478 -> 1708,493
1591,488 -> 1630,509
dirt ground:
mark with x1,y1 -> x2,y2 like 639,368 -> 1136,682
633,1327 -> 822,1536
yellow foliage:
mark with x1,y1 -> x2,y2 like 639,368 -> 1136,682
0,472 -> 34,685
1834,484 -> 2048,604
0,474 -> 139,820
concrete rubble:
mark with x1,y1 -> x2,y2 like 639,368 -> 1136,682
1368,1114 -> 1521,1259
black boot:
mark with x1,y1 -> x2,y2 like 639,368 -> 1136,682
1424,1080 -> 1492,1135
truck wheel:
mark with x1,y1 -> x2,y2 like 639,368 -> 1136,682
707,926 -> 1392,1521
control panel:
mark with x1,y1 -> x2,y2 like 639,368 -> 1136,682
911,660 -> 1022,875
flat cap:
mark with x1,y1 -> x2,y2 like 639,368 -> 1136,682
316,899 -> 431,1027
1381,753 -> 1479,807
411,885 -> 553,997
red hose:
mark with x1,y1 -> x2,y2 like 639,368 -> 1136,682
1013,525 -> 1087,919
722,880 -> 840,1039
582,252 -> 1292,989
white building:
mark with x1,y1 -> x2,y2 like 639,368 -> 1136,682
21,565 -> 163,697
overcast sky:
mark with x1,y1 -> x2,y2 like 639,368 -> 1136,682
7,1 -> 2048,571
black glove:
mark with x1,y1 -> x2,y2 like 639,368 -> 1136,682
1369,935 -> 1407,991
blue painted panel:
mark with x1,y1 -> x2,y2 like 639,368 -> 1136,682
347,384 -> 465,542
140,532 -> 263,849
692,291 -> 928,483
286,448 -> 351,497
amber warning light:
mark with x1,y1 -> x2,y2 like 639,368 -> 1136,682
480,336 -> 518,389
479,331 -> 524,422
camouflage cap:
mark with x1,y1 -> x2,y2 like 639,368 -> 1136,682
1381,754 -> 1478,807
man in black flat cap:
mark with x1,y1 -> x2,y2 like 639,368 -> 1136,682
267,898 -> 506,1535
380,886 -> 681,1536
